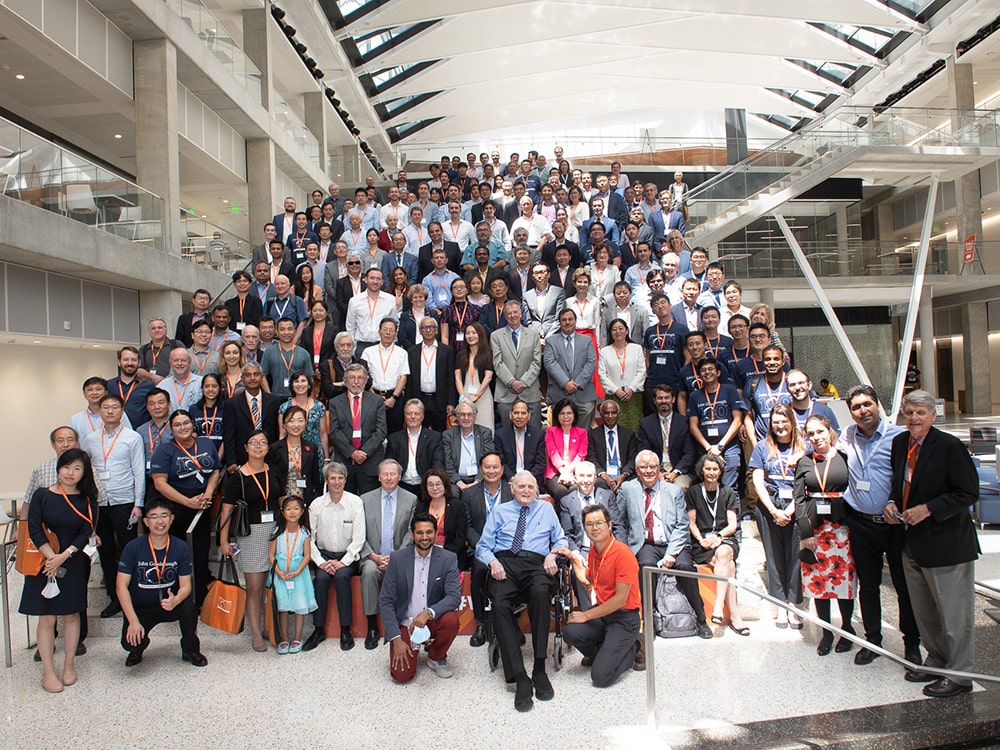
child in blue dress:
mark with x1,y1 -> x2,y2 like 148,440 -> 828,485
268,497 -> 317,654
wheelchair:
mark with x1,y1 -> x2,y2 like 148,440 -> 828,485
484,554 -> 574,672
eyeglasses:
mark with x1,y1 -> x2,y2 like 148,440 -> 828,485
584,521 -> 607,529
247,440 -> 269,447
146,514 -> 172,522
347,260 -> 361,265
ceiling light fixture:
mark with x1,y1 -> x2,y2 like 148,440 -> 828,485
113,133 -> 123,139
14,73 -> 24,80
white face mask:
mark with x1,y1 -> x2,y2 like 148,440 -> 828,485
42,576 -> 61,599
409,625 -> 432,645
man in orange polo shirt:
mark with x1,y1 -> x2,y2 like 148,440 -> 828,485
556,503 -> 643,687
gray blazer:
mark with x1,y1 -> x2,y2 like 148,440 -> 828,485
618,477 -> 689,557
600,302 -> 649,347
491,325 -> 542,404
379,545 -> 462,643
523,286 -> 566,339
328,391 -> 387,477
359,486 -> 417,557
558,487 -> 619,553
441,425 -> 496,485
543,331 -> 597,405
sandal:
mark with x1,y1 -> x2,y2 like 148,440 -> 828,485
61,671 -> 78,686
277,642 -> 290,655
710,615 -> 725,626
289,640 -> 303,654
729,623 -> 751,637
42,676 -> 64,694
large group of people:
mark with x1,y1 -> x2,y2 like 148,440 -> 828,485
18,147 -> 980,708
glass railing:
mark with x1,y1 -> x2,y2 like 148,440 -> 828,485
712,239 -> 998,279
273,96 -> 322,168
0,116 -> 166,252
181,216 -> 252,273
168,0 -> 264,105
687,107 -> 1000,229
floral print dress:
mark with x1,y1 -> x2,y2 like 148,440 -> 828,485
794,450 -> 855,600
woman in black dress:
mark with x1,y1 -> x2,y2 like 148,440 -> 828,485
268,405 -> 323,505
416,468 -> 467,568
19,448 -> 98,693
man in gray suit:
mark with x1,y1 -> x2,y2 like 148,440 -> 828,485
328,363 -> 387,495
618,450 -> 711,638
359,459 -> 418,650
492,301 -> 543,428
544,308 -> 598,427
523,263 -> 565,343
600,282 -> 649,347
379,513 -> 462,682
441,401 -> 496,493
251,222 -> 278,266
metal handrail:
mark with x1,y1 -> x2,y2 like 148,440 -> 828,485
641,565 -> 1000,730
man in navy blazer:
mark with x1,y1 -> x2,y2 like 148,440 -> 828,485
637,384 -> 695,489
385,400 -> 446,496
221,363 -> 280,471
379,512 -> 462,682
493,400 -> 546,489
272,196 -> 297,242
381,231 -> 419,287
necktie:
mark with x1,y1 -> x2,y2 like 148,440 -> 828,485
352,395 -> 362,449
396,254 -> 402,267
607,429 -> 617,464
644,487 -> 655,542
250,396 -> 260,429
510,505 -> 528,554
902,439 -> 919,510
583,495 -> 591,505
511,328 -> 519,350
380,493 -> 394,555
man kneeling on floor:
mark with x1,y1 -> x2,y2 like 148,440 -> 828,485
379,512 -> 462,683
116,498 -> 207,667
556,504 -> 643,686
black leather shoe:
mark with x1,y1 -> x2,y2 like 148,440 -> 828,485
125,651 -> 143,667
100,600 -> 122,618
364,628 -> 380,650
32,650 -> 41,663
514,677 -> 533,712
696,622 -> 713,639
340,631 -> 355,651
469,622 -> 486,647
835,636 -> 854,653
182,651 -> 208,667
817,634 -> 833,656
923,677 -> 972,698
854,647 -> 880,665
905,668 -> 937,683
532,669 -> 554,701
75,642 -> 87,656
301,629 -> 325,652
904,644 -> 922,666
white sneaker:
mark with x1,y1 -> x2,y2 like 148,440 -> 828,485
427,658 -> 454,678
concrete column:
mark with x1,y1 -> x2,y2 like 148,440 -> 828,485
918,287 -> 936,397
133,39 -> 182,258
247,139 -> 277,248
304,92 -> 329,172
139,289 -> 183,332
960,301 -> 990,414
947,58 -> 984,256
242,8 -> 273,111
339,145 -> 361,185
835,204 -> 849,275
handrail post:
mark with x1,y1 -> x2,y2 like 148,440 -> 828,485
642,565 -> 657,729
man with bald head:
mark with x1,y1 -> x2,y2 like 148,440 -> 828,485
159,348 -> 203,413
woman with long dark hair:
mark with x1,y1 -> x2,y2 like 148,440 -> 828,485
454,321 -> 494,434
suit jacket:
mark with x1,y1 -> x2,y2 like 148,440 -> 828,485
385,427 -> 445,480
462,482 -> 513,549
300,323 -> 337,364
558,486 -> 617,552
493,423 -> 546,488
541,240 -> 582,282
332,274 -> 364,329
272,212 -> 296,242
590,192 -> 628,230
416,496 -> 468,564
252,242 -> 269,266
637,412 -> 696,477
441,425 -> 495,485
328,391 -> 387,476
618,478 -> 689,555
491,325 -> 542,404
318,356 -> 367,402
267,438 -> 323,504
587,424 -> 638,480
523,287 -> 566,339
544,331 -> 598,405
379,545 -> 461,643
671,302 -> 703,331
174,311 -> 209,348
381,252 -> 419,287
600,303 -> 649,348
224,294 -> 263,331
418,241 -> 462,279
404,343 -> 456,412
222,390 -> 281,466
545,426 -> 588,480
889,427 -> 980,568
359,486 -> 417,557
500,200 -> 519,229
506,265 -> 535,301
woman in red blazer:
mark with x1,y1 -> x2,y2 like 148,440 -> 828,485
544,398 -> 588,501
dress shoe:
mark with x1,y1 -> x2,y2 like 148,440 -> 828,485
469,622 -> 486,648
696,622 -> 713,639
514,677 -> 533,712
835,637 -> 854,653
905,668 -> 937,683
125,651 -> 143,667
633,637 -> 646,672
75,643 -> 87,656
100,600 -> 122,618
817,634 -> 833,657
182,651 -> 208,667
532,669 -> 554,701
904,645 -> 922,666
581,654 -> 595,667
33,650 -> 41,663
340,631 -> 355,651
854,647 -> 880,665
364,628 -> 380,650
301,629 -> 325,652
923,677 -> 972,698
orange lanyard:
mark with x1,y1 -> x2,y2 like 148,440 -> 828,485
289,444 -> 302,474
202,405 -> 218,436
171,374 -> 191,405
100,425 -> 124,463
514,430 -> 525,466
57,485 -> 93,528
118,379 -> 137,405
148,422 -> 168,451
85,410 -> 98,432
589,537 -> 619,589
706,337 -> 721,358
150,342 -> 165,367
703,386 -> 721,420
313,327 -> 324,360
278,346 -> 295,374
732,346 -> 749,361
350,394 -> 362,425
378,345 -> 396,378
407,431 -> 419,461
238,296 -> 246,321
244,465 -> 270,504
148,535 -> 171,583
421,345 -> 437,371
577,298 -> 589,320
615,346 -> 627,377
654,324 -> 671,350
174,439 -> 204,471
226,373 -> 240,399
814,453 -> 833,494
455,302 -> 469,329
284,528 -> 300,574
366,294 -> 380,321
448,222 -> 461,240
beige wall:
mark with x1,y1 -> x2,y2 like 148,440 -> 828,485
0,343 -> 121,496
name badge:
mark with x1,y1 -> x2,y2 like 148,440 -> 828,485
283,378 -> 290,388
285,580 -> 295,590
237,322 -> 246,331
857,480 -> 872,492
146,460 -> 151,471
655,356 -> 666,365
816,501 -> 832,515
778,487 -> 793,500
707,427 -> 720,438
905,467 -> 913,483
455,332 -> 464,342
98,471 -> 110,481
296,478 -> 307,488
314,355 -> 320,366
89,534 -> 98,548
606,463 -> 620,478
352,429 -> 362,439
210,434 -> 222,441
260,511 -> 274,524
194,471 -> 205,485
